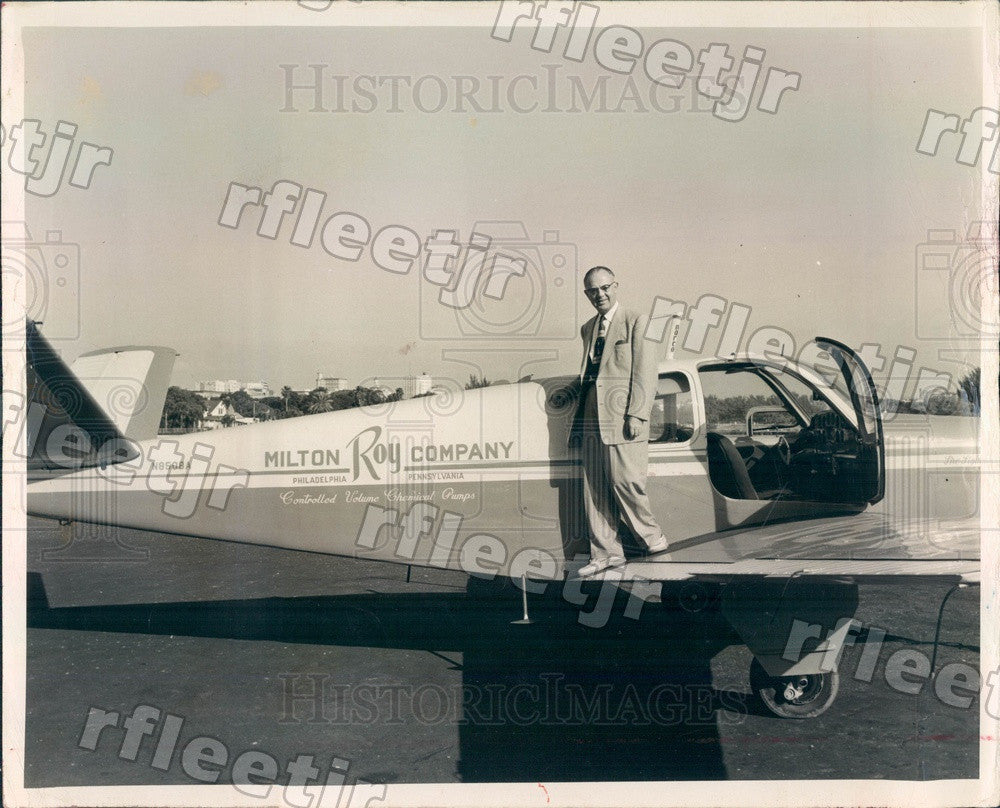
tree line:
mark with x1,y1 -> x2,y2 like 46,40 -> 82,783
160,365 -> 984,431
264,385 -> 407,419
160,384 -> 410,430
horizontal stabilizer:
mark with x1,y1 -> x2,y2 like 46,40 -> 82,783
26,319 -> 135,471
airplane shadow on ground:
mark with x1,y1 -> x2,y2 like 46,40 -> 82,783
27,572 -> 762,782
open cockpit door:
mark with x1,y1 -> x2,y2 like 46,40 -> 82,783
814,337 -> 885,504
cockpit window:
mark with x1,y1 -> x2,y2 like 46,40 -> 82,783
700,367 -> 799,438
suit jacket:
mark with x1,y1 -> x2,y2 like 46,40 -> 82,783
573,305 -> 661,445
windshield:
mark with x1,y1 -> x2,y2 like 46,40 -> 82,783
762,368 -> 833,421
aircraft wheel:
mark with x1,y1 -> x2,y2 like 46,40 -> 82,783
749,658 -> 839,719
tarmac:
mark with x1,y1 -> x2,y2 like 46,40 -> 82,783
20,515 -> 981,787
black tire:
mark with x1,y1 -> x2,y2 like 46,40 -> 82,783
749,658 -> 840,719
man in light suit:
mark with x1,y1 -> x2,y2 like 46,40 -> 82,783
572,266 -> 669,576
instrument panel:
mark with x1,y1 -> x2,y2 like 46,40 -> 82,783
799,410 -> 858,451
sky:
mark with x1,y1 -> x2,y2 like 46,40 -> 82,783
17,12 -> 992,397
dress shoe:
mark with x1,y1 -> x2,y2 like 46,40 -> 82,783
645,535 -> 670,554
578,556 -> 626,577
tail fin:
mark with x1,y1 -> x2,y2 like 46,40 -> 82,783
26,320 -> 176,471
69,344 -> 176,443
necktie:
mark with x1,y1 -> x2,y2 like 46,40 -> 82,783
593,315 -> 608,361
583,316 -> 607,385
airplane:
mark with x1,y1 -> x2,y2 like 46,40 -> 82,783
19,318 -> 981,719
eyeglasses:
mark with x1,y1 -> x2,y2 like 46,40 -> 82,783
584,282 -> 617,297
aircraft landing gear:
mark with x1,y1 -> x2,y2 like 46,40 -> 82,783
749,658 -> 840,719
721,575 -> 858,719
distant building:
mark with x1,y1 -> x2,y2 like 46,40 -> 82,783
200,397 -> 255,429
316,374 -> 347,392
198,379 -> 272,398
356,373 -> 434,399
199,379 -> 241,394
403,373 -> 433,398
369,378 -> 396,398
243,381 -> 272,399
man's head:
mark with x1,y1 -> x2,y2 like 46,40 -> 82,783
583,266 -> 618,315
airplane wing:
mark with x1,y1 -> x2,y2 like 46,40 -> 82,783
578,512 -> 981,584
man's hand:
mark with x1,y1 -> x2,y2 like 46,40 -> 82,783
624,415 -> 644,440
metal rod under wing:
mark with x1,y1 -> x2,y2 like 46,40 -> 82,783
511,574 -> 533,625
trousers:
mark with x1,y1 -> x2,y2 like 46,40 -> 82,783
578,383 -> 662,559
